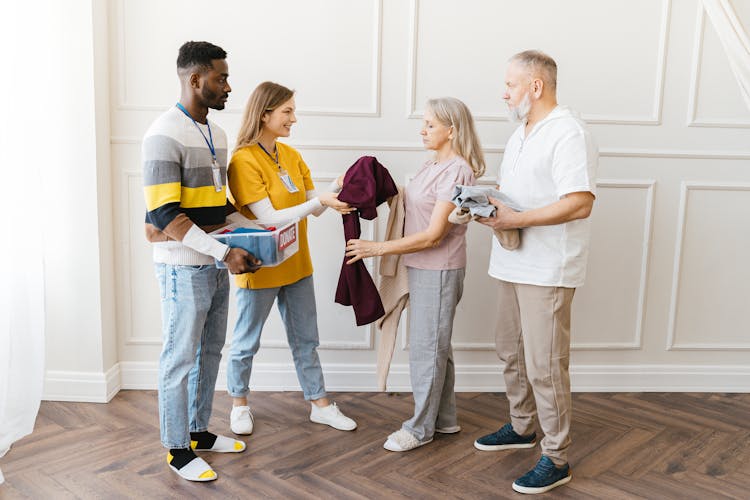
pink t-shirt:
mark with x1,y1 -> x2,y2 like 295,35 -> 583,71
402,157 -> 476,270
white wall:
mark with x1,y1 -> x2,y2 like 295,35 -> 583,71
44,0 -> 750,401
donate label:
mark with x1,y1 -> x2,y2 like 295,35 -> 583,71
278,224 -> 297,251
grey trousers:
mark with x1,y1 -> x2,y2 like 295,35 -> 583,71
495,279 -> 575,465
402,267 -> 465,441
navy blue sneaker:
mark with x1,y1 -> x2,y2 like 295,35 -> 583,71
512,456 -> 571,494
474,423 -> 536,451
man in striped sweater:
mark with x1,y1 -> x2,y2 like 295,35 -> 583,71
142,41 -> 260,482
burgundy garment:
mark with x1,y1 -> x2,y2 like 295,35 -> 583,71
335,156 -> 398,326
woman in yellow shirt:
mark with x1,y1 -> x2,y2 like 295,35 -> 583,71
226,82 -> 356,435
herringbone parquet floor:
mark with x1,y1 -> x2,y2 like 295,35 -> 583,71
1,391 -> 749,499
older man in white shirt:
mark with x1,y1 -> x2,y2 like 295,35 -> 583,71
475,50 -> 598,495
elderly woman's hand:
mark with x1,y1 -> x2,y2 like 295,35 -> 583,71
345,239 -> 385,264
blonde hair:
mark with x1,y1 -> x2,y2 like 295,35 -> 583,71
426,97 -> 486,178
510,50 -> 557,91
235,81 -> 295,151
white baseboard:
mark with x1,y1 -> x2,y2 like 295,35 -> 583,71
43,363 -> 121,403
114,362 -> 750,394
41,362 -> 750,402
570,364 -> 750,392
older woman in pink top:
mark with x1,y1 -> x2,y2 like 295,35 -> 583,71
346,97 -> 486,451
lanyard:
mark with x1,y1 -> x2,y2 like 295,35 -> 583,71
176,103 -> 217,161
175,103 -> 222,192
256,142 -> 299,193
257,142 -> 281,171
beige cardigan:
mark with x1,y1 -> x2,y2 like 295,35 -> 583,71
375,187 -> 409,391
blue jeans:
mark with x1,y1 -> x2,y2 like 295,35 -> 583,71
155,263 -> 229,449
227,275 -> 326,401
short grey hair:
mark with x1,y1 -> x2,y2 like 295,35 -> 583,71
510,50 -> 557,91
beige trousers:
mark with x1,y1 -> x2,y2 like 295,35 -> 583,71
494,279 -> 575,465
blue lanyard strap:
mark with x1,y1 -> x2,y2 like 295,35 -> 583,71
175,103 -> 216,160
257,142 -> 281,170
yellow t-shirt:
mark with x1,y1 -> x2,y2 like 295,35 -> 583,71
228,142 -> 316,289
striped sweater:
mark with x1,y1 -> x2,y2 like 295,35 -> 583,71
142,105 -> 232,265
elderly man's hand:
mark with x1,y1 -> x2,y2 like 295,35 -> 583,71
476,197 -> 520,231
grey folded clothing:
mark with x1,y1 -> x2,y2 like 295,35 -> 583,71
449,185 -> 523,250
450,185 -> 524,216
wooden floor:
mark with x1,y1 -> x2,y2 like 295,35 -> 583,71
2,391 -> 749,499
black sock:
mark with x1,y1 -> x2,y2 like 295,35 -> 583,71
190,431 -> 217,449
168,448 -> 197,470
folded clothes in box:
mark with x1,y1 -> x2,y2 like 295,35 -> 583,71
211,219 -> 299,268
221,228 -> 278,264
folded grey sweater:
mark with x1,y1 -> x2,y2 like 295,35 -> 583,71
450,185 -> 524,216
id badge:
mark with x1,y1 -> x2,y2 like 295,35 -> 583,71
211,160 -> 223,192
278,170 -> 299,193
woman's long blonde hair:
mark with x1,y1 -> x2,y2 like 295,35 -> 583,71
426,97 -> 486,178
235,81 -> 295,151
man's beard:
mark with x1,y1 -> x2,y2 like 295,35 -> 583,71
508,92 -> 531,123
202,86 -> 227,110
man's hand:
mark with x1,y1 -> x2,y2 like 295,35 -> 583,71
477,197 -> 521,231
477,191 -> 594,230
223,247 -> 262,274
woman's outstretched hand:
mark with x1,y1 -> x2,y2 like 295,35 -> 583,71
345,239 -> 385,264
319,192 -> 355,214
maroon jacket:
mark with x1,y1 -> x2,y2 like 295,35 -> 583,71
335,156 -> 398,326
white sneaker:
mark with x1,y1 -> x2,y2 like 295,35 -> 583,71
230,405 -> 254,435
310,402 -> 357,431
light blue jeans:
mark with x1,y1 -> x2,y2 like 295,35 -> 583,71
402,267 -> 464,442
227,275 -> 326,401
155,263 -> 229,449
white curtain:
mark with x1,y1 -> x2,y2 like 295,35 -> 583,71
0,2 -> 48,484
0,120 -> 46,483
702,0 -> 750,110
0,258 -> 45,485
0,77 -> 46,485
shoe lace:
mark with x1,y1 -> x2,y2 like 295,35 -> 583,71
329,402 -> 343,416
496,423 -> 515,439
528,457 -> 558,481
